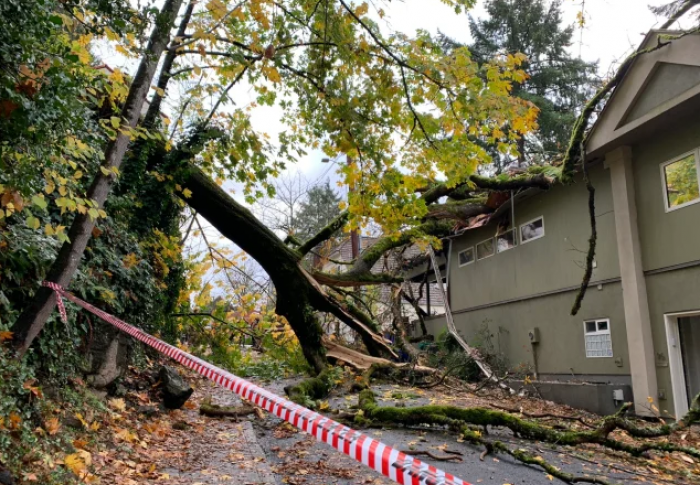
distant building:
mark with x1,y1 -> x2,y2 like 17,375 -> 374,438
320,236 -> 445,339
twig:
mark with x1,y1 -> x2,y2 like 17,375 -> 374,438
399,450 -> 462,462
417,363 -> 469,389
489,403 -> 597,429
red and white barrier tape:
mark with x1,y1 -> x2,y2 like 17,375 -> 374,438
42,281 -> 468,485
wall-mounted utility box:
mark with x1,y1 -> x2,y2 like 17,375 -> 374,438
528,327 -> 540,344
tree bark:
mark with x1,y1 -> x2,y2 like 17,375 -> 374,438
142,1 -> 195,129
11,0 -> 184,355
178,166 -> 333,373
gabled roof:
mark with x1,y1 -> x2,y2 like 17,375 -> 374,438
586,30 -> 700,159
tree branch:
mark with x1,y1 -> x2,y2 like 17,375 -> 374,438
298,211 -> 349,256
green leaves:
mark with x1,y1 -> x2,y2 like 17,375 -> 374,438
26,215 -> 40,229
31,194 -> 47,209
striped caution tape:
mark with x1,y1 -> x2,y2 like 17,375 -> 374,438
42,281 -> 469,485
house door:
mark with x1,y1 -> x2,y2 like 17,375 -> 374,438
679,316 -> 700,405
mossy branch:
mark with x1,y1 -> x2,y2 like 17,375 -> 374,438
298,211 -> 349,256
284,367 -> 336,406
312,270 -> 403,287
571,144 -> 596,316
355,389 -> 700,483
200,397 -> 256,418
470,172 -> 556,191
425,200 -> 492,222
344,220 -> 454,277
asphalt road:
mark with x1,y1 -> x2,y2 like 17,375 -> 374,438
247,379 -> 638,485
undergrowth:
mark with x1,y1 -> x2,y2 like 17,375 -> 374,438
425,321 -> 509,381
0,329 -> 100,484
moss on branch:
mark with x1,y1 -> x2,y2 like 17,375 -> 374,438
354,389 -> 700,484
284,367 -> 336,406
469,172 -> 556,191
312,270 -> 403,287
351,220 -> 454,275
298,211 -> 349,256
426,200 -> 492,222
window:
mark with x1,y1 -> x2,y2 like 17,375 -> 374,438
458,247 -> 475,267
497,229 -> 517,253
661,150 -> 700,211
476,238 -> 495,260
583,319 -> 613,358
520,216 -> 545,244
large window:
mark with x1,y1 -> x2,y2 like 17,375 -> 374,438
458,247 -> 475,267
520,216 -> 545,244
662,150 -> 700,211
496,229 -> 517,253
583,319 -> 613,358
476,238 -> 495,260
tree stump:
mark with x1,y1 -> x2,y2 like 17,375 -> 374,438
159,366 -> 193,409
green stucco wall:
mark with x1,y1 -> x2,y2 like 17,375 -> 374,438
427,283 -> 630,379
439,115 -> 700,411
448,162 -> 619,312
633,116 -> 700,271
645,266 -> 700,416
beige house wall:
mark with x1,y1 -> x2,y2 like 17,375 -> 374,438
441,116 -> 700,416
645,266 -> 700,416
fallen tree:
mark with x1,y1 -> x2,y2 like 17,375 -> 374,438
14,0 -> 700,399
355,388 -> 700,485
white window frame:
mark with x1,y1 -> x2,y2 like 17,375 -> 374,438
583,318 -> 613,358
519,216 -> 545,245
458,247 -> 475,267
496,228 -> 517,253
660,148 -> 700,213
475,237 -> 495,261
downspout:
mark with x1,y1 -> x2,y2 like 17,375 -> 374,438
428,247 -> 514,393
445,238 -> 452,309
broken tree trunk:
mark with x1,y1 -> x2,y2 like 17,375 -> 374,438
390,284 -> 421,362
11,0 -> 185,356
323,337 -> 433,373
177,163 -> 396,372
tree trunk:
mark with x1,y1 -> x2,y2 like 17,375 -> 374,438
179,166 -> 330,373
142,1 -> 195,129
11,0 -> 184,356
390,285 -> 420,362
87,329 -> 129,389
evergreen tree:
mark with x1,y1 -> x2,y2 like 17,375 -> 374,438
463,0 -> 599,170
294,181 -> 343,242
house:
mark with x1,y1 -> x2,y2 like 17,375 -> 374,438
320,236 -> 445,338
422,30 -> 700,417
